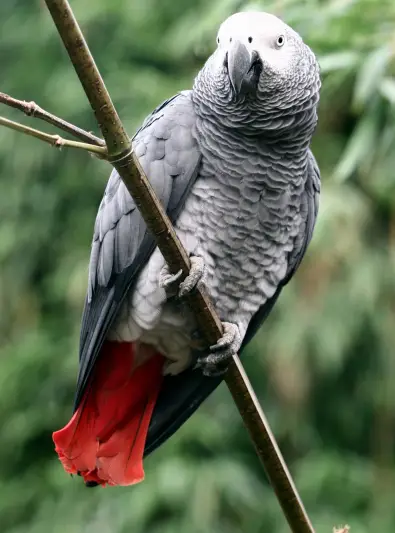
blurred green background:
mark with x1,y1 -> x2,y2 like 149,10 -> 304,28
1,0 -> 395,531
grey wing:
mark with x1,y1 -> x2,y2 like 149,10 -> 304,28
75,91 -> 202,409
283,151 -> 320,282
145,150 -> 321,455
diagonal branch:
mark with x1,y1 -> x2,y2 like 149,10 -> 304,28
0,91 -> 105,147
0,116 -> 107,156
43,1 -> 316,532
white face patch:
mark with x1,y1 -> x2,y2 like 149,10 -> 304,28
216,11 -> 300,76
218,11 -> 290,43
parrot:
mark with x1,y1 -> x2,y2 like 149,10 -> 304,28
53,11 -> 321,487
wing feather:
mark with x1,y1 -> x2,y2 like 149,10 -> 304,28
74,92 -> 201,409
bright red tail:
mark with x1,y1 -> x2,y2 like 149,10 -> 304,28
53,341 -> 164,487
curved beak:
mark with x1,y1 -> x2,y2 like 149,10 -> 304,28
226,40 -> 261,96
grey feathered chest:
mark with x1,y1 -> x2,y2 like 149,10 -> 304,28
175,116 -> 309,330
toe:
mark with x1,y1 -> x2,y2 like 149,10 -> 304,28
178,256 -> 206,297
209,322 -> 239,351
159,267 -> 183,289
203,366 -> 228,377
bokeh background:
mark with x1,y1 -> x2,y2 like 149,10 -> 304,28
1,0 -> 395,531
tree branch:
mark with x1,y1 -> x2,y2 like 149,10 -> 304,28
43,1 -> 316,532
0,116 -> 107,156
0,91 -> 105,147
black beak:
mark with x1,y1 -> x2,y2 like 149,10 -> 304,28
225,40 -> 262,96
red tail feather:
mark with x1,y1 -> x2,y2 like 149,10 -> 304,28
53,341 -> 164,486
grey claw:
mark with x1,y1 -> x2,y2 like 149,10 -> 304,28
193,359 -> 202,371
178,256 -> 206,297
202,365 -> 229,377
209,322 -> 239,352
194,358 -> 228,377
196,322 -> 241,375
159,265 -> 182,291
159,256 -> 206,299
198,349 -> 234,368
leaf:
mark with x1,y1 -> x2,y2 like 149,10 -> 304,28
333,109 -> 378,182
353,44 -> 392,110
379,77 -> 395,105
318,51 -> 360,74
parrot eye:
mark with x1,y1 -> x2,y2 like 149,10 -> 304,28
217,37 -> 220,44
276,35 -> 285,48
248,36 -> 253,43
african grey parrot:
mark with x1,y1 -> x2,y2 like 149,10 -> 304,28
53,11 -> 321,487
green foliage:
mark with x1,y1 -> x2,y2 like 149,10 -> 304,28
0,0 -> 395,531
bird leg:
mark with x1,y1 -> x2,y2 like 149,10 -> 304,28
160,258 -> 241,376
159,255 -> 207,298
194,322 -> 242,377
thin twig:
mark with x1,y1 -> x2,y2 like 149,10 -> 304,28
0,91 -> 105,147
44,1 -> 316,532
0,116 -> 107,156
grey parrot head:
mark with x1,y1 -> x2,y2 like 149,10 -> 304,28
193,12 -> 320,132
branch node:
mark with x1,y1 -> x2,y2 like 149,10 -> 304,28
54,135 -> 64,148
0,90 -> 105,147
108,147 -> 133,166
25,100 -> 37,117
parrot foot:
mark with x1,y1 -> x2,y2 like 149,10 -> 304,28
159,265 -> 183,296
179,256 -> 206,297
195,322 -> 242,377
159,255 -> 206,298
